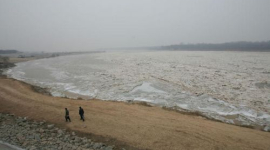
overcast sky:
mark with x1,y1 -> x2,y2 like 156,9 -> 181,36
1,0 -> 270,52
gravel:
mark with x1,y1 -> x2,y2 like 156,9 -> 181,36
0,113 -> 115,150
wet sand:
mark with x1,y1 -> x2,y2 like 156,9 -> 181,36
0,76 -> 270,150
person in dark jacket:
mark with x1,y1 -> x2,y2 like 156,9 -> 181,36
79,107 -> 85,121
65,108 -> 71,122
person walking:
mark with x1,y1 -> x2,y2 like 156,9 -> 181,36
65,108 -> 71,122
79,107 -> 85,121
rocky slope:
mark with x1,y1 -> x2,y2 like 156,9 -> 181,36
0,113 -> 115,150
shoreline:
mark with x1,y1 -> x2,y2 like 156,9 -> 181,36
0,75 -> 140,150
3,69 -> 269,132
1,58 -> 270,149
2,58 -> 270,130
1,74 -> 270,149
5,51 -> 270,131
3,74 -> 264,131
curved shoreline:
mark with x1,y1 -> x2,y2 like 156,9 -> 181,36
5,70 -> 270,132
4,73 -> 267,131
1,75 -> 270,150
0,75 -> 141,150
4,53 -> 270,131
1,58 -> 270,149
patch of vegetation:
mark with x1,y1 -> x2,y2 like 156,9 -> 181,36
0,56 -> 15,75
0,49 -> 19,54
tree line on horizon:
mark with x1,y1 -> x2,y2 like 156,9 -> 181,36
152,41 -> 270,51
2,41 -> 270,52
0,50 -> 19,54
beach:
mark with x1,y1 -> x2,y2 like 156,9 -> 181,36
1,0 -> 270,149
1,75 -> 270,150
5,51 -> 270,129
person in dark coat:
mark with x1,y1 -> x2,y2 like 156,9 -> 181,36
65,108 -> 71,122
79,107 -> 85,121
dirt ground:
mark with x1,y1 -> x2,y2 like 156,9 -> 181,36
0,77 -> 270,150
8,57 -> 37,63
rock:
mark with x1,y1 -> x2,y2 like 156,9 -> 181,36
72,145 -> 78,150
48,137 -> 53,141
29,146 -> 37,150
66,143 -> 73,148
57,134 -> 62,138
104,146 -> 114,150
47,124 -> 54,129
93,143 -> 102,149
56,140 -> 61,144
58,129 -> 63,134
71,132 -> 76,136
84,143 -> 91,148
82,139 -> 88,144
52,129 -> 58,133
71,136 -> 75,140
34,134 -> 41,141
27,135 -> 35,140
31,124 -> 38,128
74,137 -> 81,143
25,124 -> 30,128
39,128 -> 44,133
0,113 -> 116,150
16,119 -> 22,123
64,135 -> 70,140
16,133 -> 25,142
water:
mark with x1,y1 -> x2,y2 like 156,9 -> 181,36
5,51 -> 270,130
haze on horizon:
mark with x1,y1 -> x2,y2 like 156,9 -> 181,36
0,0 -> 270,52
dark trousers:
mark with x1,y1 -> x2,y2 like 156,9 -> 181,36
65,116 -> 71,122
80,114 -> 85,121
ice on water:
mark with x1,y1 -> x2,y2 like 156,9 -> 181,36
5,51 -> 270,130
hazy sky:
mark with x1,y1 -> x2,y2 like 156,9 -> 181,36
1,0 -> 270,52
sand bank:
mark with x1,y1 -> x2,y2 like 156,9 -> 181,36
0,76 -> 270,150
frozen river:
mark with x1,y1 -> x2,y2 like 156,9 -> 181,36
5,51 -> 270,130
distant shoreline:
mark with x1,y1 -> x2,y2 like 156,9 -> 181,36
100,41 -> 270,52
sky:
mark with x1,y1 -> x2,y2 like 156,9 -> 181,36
0,0 -> 270,52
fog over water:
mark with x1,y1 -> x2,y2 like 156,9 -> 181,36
1,0 -> 270,52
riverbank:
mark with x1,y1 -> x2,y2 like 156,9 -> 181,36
1,75 -> 270,150
0,57 -> 36,75
0,113 -> 114,150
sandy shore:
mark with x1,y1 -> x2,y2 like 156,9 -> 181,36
0,76 -> 270,150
